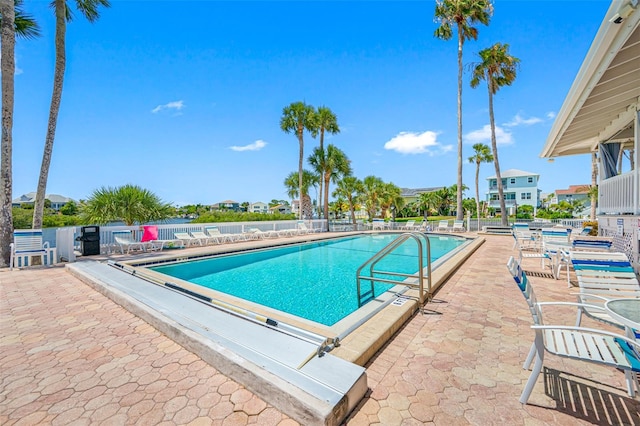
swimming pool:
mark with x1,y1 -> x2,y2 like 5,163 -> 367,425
149,233 -> 467,326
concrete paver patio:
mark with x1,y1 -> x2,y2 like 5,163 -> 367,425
2,234 -> 639,425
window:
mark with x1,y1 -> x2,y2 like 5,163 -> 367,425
528,177 -> 534,183
521,193 -> 531,200
510,178 -> 516,184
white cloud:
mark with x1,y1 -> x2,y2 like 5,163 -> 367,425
503,113 -> 542,127
383,131 -> 452,155
151,100 -> 185,114
229,140 -> 267,152
464,124 -> 513,145
546,111 -> 556,119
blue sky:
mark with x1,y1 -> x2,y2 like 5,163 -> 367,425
12,0 -> 607,206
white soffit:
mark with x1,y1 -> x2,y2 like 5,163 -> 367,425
541,0 -> 640,158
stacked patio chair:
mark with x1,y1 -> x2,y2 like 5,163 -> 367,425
506,256 -> 640,403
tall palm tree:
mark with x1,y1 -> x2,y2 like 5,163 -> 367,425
434,0 -> 493,222
0,0 -> 40,267
470,42 -> 519,226
280,101 -> 316,220
284,169 -> 318,219
32,0 -> 110,230
468,143 -> 493,231
309,106 -> 340,215
333,176 -> 363,226
308,144 -> 351,230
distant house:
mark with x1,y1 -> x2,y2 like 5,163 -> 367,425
249,202 -> 268,214
486,169 -> 541,214
400,187 -> 441,205
211,200 -> 240,212
269,204 -> 291,215
291,200 -> 300,216
12,192 -> 73,211
555,185 -> 591,207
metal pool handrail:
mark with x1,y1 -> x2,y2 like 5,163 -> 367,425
356,232 -> 432,309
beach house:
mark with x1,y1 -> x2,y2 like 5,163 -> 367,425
486,169 -> 541,215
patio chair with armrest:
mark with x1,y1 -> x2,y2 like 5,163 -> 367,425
452,220 -> 465,233
506,257 -> 640,402
9,229 -> 55,270
190,230 -> 220,245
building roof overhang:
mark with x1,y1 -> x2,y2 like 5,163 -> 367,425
540,0 -> 640,158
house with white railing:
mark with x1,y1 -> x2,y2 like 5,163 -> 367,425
249,202 -> 268,214
541,0 -> 640,271
486,169 -> 541,215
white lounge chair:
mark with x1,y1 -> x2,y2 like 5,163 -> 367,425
436,220 -> 450,232
174,231 -> 203,247
9,229 -> 55,270
401,220 -> 416,231
452,220 -> 465,233
113,230 -> 148,254
190,230 -> 220,245
205,226 -> 235,243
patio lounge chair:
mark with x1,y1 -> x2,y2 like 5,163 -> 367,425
113,230 -> 148,254
140,225 -> 184,251
9,229 -> 54,270
205,226 -> 235,243
507,257 -> 640,403
452,220 -> 465,233
436,220 -> 450,232
401,220 -> 416,230
174,231 -> 203,247
190,230 -> 220,245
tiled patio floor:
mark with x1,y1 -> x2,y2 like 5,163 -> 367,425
2,234 -> 639,425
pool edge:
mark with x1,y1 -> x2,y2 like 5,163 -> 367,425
330,236 -> 486,366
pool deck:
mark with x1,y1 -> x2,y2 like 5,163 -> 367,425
2,232 -> 640,425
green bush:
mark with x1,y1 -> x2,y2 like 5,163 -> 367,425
582,220 -> 598,236
192,211 -> 297,223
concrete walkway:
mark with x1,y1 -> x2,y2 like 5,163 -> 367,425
2,234 -> 639,425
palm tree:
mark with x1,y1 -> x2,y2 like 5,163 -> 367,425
308,144 -> 351,230
468,143 -> 493,231
333,176 -> 363,226
81,184 -> 174,226
32,0 -> 110,230
434,0 -> 493,222
379,183 -> 404,221
309,106 -> 340,215
0,0 -> 40,267
280,101 -> 316,220
470,42 -> 519,226
360,176 -> 385,221
415,191 -> 437,220
284,170 -> 318,219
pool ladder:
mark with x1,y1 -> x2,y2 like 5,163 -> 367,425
356,232 -> 432,310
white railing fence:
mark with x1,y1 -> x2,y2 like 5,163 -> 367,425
55,219 -> 327,260
599,171 -> 639,215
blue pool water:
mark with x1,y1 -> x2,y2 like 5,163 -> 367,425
150,234 -> 466,326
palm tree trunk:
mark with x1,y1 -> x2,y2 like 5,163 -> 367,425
487,82 -> 507,226
297,126 -> 304,220
475,161 -> 480,233
349,197 -> 356,226
455,25 -> 464,221
33,0 -> 66,229
323,174 -> 330,231
590,152 -> 597,221
318,128 -> 325,218
0,0 -> 16,267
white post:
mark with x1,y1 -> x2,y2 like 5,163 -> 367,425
634,108 -> 639,214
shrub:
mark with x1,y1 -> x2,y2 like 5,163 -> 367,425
582,220 -> 598,236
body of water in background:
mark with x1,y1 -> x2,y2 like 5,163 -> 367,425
41,218 -> 192,247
